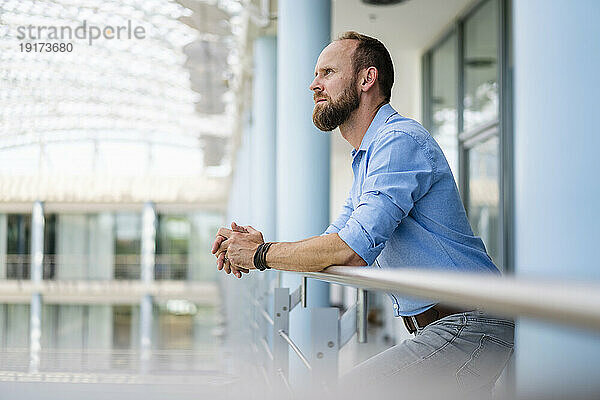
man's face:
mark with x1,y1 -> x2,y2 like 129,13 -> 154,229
310,40 -> 360,132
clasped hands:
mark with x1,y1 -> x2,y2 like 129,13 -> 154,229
211,222 -> 265,278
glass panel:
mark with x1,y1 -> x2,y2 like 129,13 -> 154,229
114,213 -> 141,279
467,135 -> 500,265
463,0 -> 499,131
157,301 -> 195,350
430,33 -> 459,181
56,214 -> 90,280
156,215 -> 190,280
112,305 -> 134,350
2,304 -> 30,349
6,214 -> 31,279
112,305 -> 137,370
188,211 -> 223,281
43,214 -> 57,279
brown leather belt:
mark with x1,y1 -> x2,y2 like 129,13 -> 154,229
402,304 -> 473,334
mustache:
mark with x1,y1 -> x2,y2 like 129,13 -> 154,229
313,92 -> 330,103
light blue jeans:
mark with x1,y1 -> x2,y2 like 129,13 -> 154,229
339,310 -> 515,399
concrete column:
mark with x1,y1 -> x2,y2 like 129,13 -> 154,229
29,201 -> 44,372
277,0 -> 331,386
512,1 -> 600,398
140,202 -> 156,370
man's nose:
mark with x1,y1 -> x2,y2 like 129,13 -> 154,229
309,76 -> 321,92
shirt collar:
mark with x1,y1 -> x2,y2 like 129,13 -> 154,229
352,103 -> 397,156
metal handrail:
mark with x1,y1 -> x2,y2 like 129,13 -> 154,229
277,329 -> 312,371
302,266 -> 600,331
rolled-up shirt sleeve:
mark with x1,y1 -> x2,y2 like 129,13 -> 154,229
337,132 -> 435,265
323,192 -> 354,235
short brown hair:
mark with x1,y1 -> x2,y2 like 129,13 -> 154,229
336,31 -> 394,103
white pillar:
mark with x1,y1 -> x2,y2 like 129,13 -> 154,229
277,0 -> 331,386
141,202 -> 156,283
29,201 -> 44,372
513,0 -> 600,397
140,202 -> 156,371
30,202 -> 44,283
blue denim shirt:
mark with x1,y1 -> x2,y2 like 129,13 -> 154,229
324,104 -> 499,317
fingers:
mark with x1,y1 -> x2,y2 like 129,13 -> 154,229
231,222 -> 249,233
216,252 -> 225,270
223,256 -> 232,274
231,265 -> 249,279
217,252 -> 249,278
211,235 -> 227,254
216,227 -> 232,239
214,239 -> 230,257
214,223 -> 252,279
225,260 -> 248,278
244,225 -> 259,234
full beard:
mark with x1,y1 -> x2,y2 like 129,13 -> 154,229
312,80 -> 360,132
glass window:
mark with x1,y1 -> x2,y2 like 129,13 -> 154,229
467,135 -> 500,263
463,0 -> 499,131
56,214 -> 90,280
188,211 -> 223,281
6,214 -> 31,280
114,213 -> 141,279
156,215 -> 190,280
0,304 -> 30,349
112,305 -> 134,350
430,33 -> 459,181
43,214 -> 57,279
157,300 -> 195,350
112,305 -> 139,370
424,0 -> 508,269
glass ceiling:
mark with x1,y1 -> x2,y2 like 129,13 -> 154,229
0,0 -> 243,204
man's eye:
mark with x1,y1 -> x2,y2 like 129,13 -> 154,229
325,69 -> 333,75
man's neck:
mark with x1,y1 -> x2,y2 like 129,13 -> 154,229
340,99 -> 387,150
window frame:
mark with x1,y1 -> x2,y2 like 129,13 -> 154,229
422,0 -> 513,272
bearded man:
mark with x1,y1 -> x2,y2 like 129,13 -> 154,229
212,31 -> 514,397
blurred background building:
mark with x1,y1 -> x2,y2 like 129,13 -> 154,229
0,0 -> 599,398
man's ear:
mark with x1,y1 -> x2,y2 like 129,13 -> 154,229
360,67 -> 378,92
